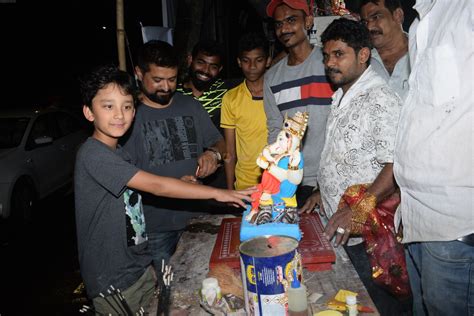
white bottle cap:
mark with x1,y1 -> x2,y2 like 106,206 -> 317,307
202,277 -> 219,290
346,295 -> 357,305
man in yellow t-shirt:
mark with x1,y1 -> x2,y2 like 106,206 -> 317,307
221,32 -> 271,190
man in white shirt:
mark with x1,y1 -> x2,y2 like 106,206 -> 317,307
300,0 -> 411,216
360,0 -> 410,100
319,18 -> 408,315
394,1 -> 473,315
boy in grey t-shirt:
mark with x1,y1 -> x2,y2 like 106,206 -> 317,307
75,65 -> 253,314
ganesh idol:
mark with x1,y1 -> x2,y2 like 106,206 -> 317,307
246,111 -> 309,225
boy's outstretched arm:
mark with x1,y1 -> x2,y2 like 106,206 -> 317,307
127,170 -> 254,208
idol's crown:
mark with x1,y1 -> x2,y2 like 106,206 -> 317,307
283,111 -> 309,139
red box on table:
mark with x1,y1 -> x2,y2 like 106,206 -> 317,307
209,213 -> 336,271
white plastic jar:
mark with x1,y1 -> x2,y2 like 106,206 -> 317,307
201,277 -> 222,306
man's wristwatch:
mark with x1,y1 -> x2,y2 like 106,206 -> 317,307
205,147 -> 223,164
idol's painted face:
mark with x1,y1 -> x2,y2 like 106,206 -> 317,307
275,130 -> 291,154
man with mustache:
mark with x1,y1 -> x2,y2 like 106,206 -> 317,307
177,40 -> 228,131
318,19 -> 408,315
264,0 -> 333,212
177,40 -> 232,190
122,40 -> 225,272
360,0 -> 410,100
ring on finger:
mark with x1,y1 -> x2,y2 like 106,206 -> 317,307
336,227 -> 346,234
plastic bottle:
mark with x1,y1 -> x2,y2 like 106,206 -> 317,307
201,277 -> 221,306
287,270 -> 308,316
345,295 -> 358,316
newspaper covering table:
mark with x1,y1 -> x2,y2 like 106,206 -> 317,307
168,214 -> 379,315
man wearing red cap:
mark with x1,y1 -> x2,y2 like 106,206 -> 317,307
266,0 -> 311,17
264,0 -> 333,212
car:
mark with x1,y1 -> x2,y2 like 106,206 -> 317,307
0,107 -> 89,220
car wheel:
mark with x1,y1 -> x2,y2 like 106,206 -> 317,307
11,178 -> 37,221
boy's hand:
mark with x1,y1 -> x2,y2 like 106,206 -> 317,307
196,151 -> 219,178
214,187 -> 257,208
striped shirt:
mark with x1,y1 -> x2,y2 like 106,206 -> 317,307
264,46 -> 333,187
177,78 -> 229,129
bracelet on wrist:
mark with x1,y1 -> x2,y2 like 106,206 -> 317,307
350,192 -> 377,234
204,147 -> 223,164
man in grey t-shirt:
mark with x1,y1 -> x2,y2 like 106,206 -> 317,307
122,41 -> 225,273
75,138 -> 152,301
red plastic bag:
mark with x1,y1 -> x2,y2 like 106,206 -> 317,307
363,193 -> 411,298
340,185 -> 411,298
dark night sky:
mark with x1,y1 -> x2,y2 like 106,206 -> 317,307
1,0 -> 164,109
1,0 -> 416,110
0,0 -> 268,110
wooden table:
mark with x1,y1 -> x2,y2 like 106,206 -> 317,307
168,214 -> 379,315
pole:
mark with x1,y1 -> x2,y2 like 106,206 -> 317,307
162,0 -> 168,28
116,0 -> 126,71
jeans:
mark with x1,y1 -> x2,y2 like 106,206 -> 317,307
147,231 -> 183,276
345,243 -> 413,316
406,241 -> 474,316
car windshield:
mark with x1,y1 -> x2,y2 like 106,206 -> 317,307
0,117 -> 30,148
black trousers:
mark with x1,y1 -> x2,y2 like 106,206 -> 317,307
296,185 -> 314,208
344,243 -> 413,316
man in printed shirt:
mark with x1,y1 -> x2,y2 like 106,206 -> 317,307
264,0 -> 333,209
360,0 -> 410,100
318,19 -> 408,315
394,1 -> 473,315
